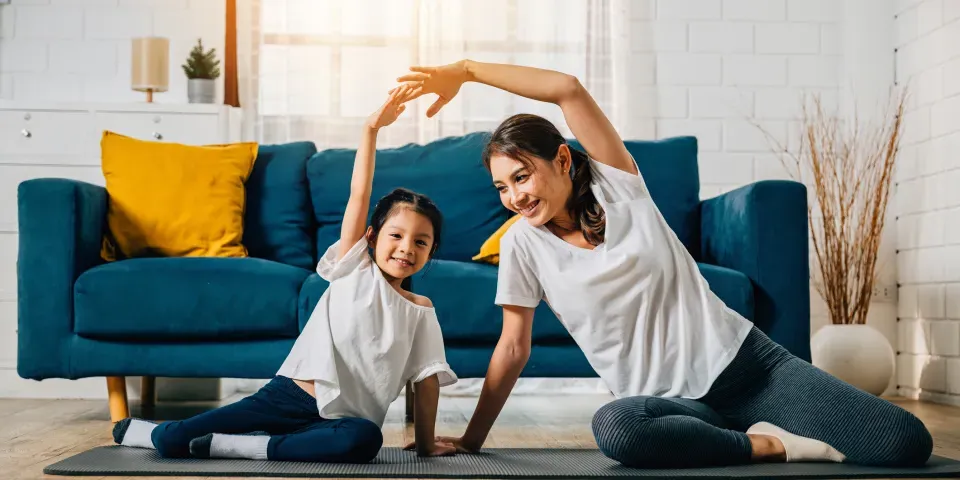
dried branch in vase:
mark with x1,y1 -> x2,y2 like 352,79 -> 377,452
753,91 -> 906,325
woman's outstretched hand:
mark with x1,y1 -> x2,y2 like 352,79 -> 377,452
366,83 -> 415,130
394,61 -> 470,118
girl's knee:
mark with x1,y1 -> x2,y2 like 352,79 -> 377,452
151,422 -> 190,458
340,419 -> 383,463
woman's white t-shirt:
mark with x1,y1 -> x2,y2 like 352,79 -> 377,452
276,238 -> 457,427
495,158 -> 752,400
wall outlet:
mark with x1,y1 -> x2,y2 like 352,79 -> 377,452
871,284 -> 896,303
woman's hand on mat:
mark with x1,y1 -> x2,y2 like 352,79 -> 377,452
366,83 -> 415,130
394,61 -> 469,118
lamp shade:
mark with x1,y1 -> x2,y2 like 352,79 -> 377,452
131,37 -> 169,92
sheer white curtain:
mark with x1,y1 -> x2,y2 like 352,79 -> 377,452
239,0 -> 634,149
236,0 -> 633,395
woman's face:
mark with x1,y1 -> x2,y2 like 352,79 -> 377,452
489,146 -> 572,228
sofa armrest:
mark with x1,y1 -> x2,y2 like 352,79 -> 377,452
700,180 -> 811,362
17,178 -> 107,379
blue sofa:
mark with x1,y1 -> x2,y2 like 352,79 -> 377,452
17,133 -> 810,421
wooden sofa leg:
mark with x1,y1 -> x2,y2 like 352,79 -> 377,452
405,380 -> 414,423
107,376 -> 129,423
141,376 -> 156,409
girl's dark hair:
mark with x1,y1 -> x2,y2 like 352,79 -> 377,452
481,113 -> 605,246
369,187 -> 443,257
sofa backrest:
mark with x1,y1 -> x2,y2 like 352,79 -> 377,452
245,134 -> 702,268
243,141 -> 318,270
307,132 -> 513,263
571,135 -> 702,260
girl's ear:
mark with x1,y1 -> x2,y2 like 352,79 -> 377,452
365,226 -> 375,248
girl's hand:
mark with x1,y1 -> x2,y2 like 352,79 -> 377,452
402,439 -> 458,457
404,436 -> 479,454
394,61 -> 470,118
436,435 -> 481,453
366,84 -> 414,130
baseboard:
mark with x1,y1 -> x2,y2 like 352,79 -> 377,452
899,386 -> 960,407
0,369 -> 239,400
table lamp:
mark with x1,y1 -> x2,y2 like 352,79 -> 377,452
131,37 -> 169,102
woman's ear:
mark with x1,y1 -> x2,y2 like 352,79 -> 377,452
556,144 -> 572,175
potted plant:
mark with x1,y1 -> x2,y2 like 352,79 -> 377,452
182,38 -> 220,104
758,91 -> 906,395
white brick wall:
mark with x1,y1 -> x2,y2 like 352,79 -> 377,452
0,0 -> 225,399
643,0 -> 842,199
0,0 -> 225,103
895,0 -> 960,402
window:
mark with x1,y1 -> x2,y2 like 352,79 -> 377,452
246,0 -> 618,148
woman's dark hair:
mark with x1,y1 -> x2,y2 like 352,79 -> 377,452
369,187 -> 443,258
481,113 -> 605,246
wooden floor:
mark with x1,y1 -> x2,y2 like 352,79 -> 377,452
3,393 -> 959,479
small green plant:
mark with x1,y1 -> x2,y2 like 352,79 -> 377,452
182,38 -> 221,80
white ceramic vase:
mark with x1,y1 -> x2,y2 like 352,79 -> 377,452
810,324 -> 894,395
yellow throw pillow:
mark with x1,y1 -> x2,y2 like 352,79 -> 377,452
472,214 -> 522,265
99,131 -> 258,261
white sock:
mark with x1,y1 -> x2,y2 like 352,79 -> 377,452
119,419 -> 157,449
747,421 -> 846,463
210,434 -> 270,460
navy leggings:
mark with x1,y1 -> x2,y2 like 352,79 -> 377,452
591,326 -> 933,468
151,376 -> 383,463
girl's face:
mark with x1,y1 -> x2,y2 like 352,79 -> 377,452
489,147 -> 572,228
367,207 -> 435,283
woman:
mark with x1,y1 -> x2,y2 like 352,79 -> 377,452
395,60 -> 933,468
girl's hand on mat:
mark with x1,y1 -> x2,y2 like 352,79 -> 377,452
402,439 -> 457,457
394,61 -> 469,118
436,435 -> 481,453
423,441 -> 457,457
366,84 -> 414,130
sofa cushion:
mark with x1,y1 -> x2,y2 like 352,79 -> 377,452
307,132 -> 513,262
99,131 -> 259,261
569,136 -> 702,260
74,257 -> 312,341
243,141 -> 317,270
413,260 -> 754,344
698,263 -> 754,320
410,259 -> 571,344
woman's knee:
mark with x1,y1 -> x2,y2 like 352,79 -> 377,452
881,412 -> 933,467
591,397 -> 655,466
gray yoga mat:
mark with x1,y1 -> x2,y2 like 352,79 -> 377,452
44,446 -> 960,478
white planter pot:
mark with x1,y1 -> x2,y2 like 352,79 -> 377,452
810,324 -> 894,395
187,78 -> 216,104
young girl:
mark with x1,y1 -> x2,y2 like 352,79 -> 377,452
111,84 -> 459,463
